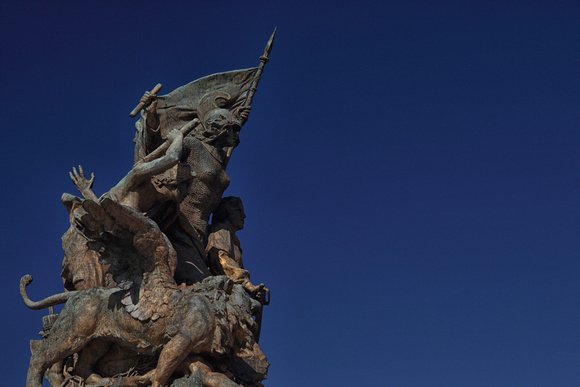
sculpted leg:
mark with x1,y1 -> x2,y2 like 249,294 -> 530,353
152,297 -> 213,387
45,361 -> 65,387
27,333 -> 93,387
26,355 -> 47,387
151,332 -> 197,387
75,340 -> 113,384
27,294 -> 100,386
189,360 -> 240,387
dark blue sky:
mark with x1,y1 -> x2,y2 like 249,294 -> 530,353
2,2 -> 580,386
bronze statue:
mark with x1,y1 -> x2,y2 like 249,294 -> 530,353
207,197 -> 269,304
21,30 -> 275,386
22,199 -> 265,386
207,196 -> 270,343
61,126 -> 200,290
132,30 -> 276,287
136,92 -> 248,284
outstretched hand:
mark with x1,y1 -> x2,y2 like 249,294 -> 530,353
69,165 -> 97,200
70,165 -> 94,191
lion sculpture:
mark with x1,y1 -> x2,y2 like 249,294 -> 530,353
21,198 -> 267,387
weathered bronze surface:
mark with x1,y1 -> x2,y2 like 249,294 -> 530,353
21,31 -> 275,387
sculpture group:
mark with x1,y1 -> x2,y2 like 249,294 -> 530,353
21,31 -> 275,387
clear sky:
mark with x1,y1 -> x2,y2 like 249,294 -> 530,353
2,1 -> 580,386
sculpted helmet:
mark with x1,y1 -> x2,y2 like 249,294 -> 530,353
196,92 -> 243,144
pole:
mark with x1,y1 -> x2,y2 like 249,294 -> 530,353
244,28 -> 276,108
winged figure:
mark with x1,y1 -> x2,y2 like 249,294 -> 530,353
22,191 -> 267,386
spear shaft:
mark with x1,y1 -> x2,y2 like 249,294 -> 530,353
244,28 -> 276,108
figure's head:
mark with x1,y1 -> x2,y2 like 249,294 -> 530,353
212,196 -> 245,231
196,91 -> 243,148
196,108 -> 241,147
152,162 -> 194,203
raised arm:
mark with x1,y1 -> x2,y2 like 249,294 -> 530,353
119,129 -> 184,194
69,165 -> 98,201
134,90 -> 163,162
140,91 -> 160,131
135,129 -> 183,176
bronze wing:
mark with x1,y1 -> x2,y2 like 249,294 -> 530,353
80,198 -> 179,321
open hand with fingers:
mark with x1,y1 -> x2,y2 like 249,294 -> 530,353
69,165 -> 98,201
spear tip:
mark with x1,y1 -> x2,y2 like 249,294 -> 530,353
263,28 -> 277,58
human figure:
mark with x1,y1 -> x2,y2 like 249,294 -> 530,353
61,195 -> 110,290
136,91 -> 251,245
206,197 -> 268,303
62,128 -> 209,289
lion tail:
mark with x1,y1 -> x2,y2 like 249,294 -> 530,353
20,274 -> 76,310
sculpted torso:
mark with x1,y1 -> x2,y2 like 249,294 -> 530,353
181,137 -> 231,241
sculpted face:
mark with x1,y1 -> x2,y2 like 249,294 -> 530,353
202,109 -> 242,147
229,201 -> 246,231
